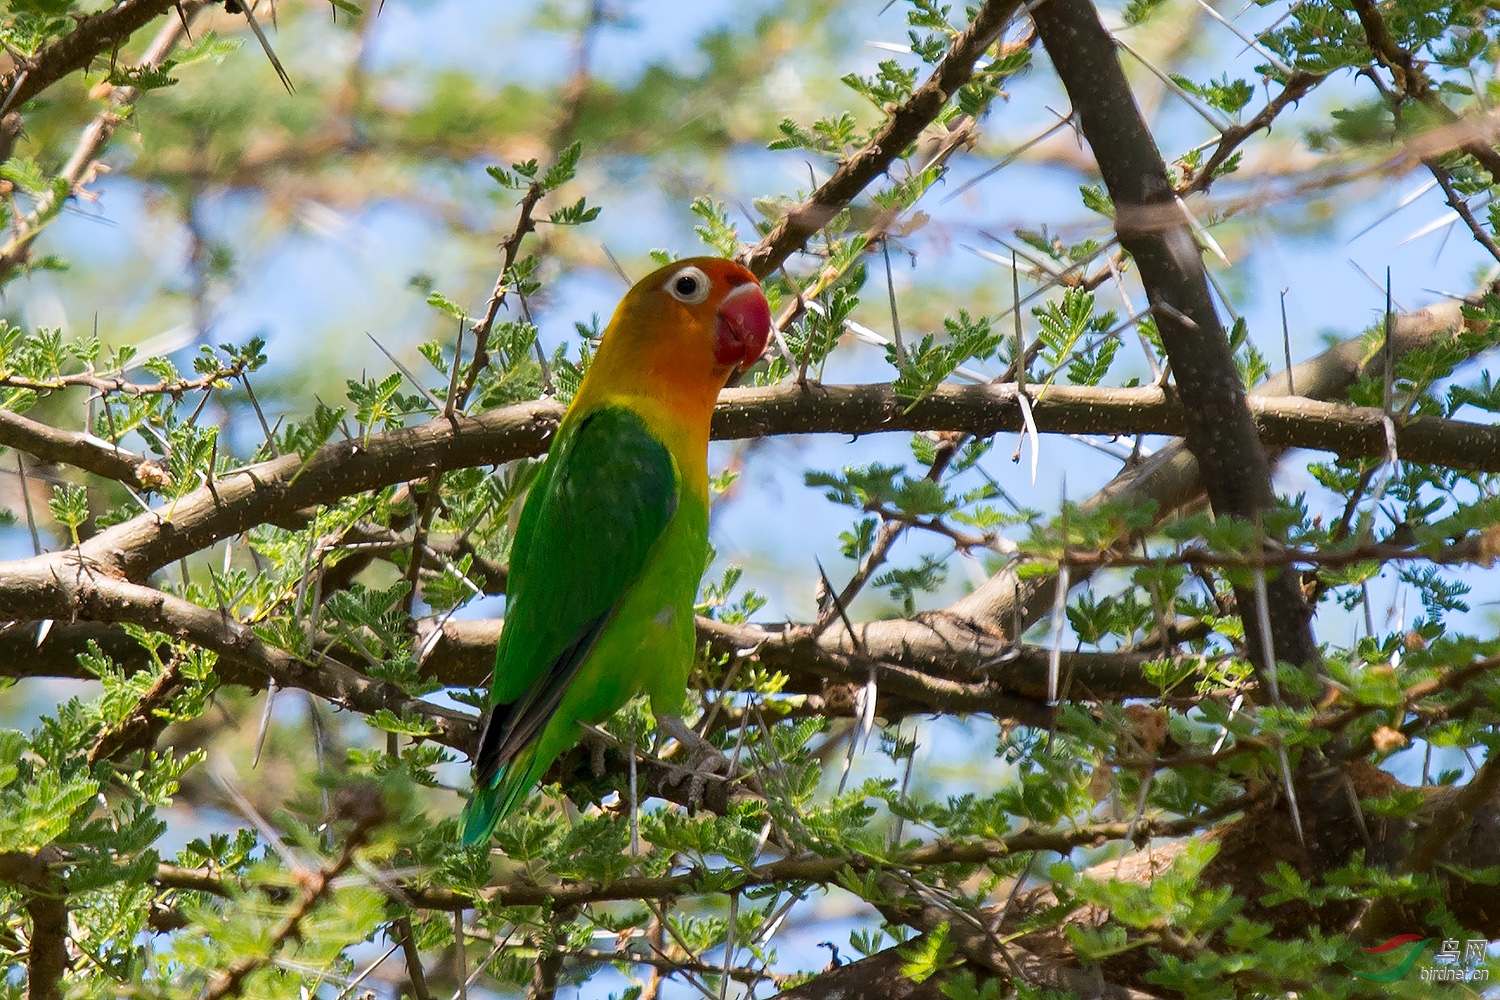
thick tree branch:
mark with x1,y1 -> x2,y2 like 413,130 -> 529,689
0,618 -> 762,818
77,399 -> 561,582
0,610 -> 1157,726
24,892 -> 65,1000
1034,0 -> 1310,673
0,849 -> 66,1000
418,616 -> 1160,725
73,337 -> 1500,586
719,383 -> 1500,471
0,407 -> 167,490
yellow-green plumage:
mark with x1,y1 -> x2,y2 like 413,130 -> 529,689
462,257 -> 768,846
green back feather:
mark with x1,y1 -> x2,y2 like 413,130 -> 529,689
461,405 -> 680,845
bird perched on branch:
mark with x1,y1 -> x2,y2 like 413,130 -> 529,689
461,256 -> 772,845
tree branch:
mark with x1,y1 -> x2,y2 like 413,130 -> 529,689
1033,0 -> 1317,674
0,560 -> 477,751
1181,70 -> 1325,197
87,654 -> 188,764
0,849 -> 67,1000
0,0 -> 181,113
456,183 -> 544,411
946,298 -> 1471,634
0,609 -> 1155,720
739,0 -> 1020,278
420,615 -> 1160,725
76,399 -> 562,582
0,407 -> 167,490
1427,159 -> 1500,264
393,820 -> 1192,911
24,892 -> 65,1000
70,320 -> 1497,587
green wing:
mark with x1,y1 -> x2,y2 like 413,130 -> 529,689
463,406 -> 677,842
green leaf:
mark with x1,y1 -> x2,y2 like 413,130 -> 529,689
1170,73 -> 1254,116
691,196 -> 739,256
48,483 -> 87,542
899,923 -> 956,983
541,141 -> 583,190
427,291 -> 468,321
1080,184 -> 1114,217
0,156 -> 47,194
1123,0 -> 1170,25
889,310 -> 1000,401
368,709 -> 439,738
548,196 -> 601,226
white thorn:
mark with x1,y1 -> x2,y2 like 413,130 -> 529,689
1047,563 -> 1070,705
1016,390 -> 1041,486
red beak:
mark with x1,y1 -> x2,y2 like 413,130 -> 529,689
714,282 -> 771,369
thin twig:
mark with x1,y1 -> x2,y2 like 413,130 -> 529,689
454,185 -> 545,411
741,0 -> 1020,277
1426,159 -> 1500,264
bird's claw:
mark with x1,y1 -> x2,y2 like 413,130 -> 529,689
654,714 -> 742,811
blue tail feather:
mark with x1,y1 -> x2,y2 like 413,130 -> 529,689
460,782 -> 503,846
460,746 -> 541,846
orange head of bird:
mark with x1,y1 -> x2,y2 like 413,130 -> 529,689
590,257 -> 772,401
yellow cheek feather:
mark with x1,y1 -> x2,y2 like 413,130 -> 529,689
566,292 -> 726,496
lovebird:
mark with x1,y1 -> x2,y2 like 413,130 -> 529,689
461,256 -> 772,845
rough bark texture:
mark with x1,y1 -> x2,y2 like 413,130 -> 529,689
25,893 -> 66,1000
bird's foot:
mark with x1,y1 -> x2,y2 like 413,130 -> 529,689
654,714 -> 751,810
574,721 -> 614,778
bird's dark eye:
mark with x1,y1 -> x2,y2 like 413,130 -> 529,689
665,265 -> 711,303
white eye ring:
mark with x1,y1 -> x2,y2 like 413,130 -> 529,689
665,266 -> 711,305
